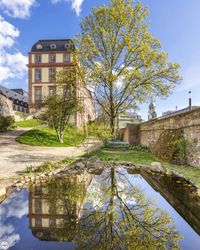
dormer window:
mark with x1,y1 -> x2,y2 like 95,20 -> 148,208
50,44 -> 56,50
65,43 -> 70,50
36,44 -> 43,50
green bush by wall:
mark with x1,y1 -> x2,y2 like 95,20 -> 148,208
0,116 -> 15,132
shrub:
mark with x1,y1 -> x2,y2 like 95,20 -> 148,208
88,123 -> 112,144
0,115 -> 15,132
15,112 -> 29,121
173,138 -> 195,165
105,142 -> 150,152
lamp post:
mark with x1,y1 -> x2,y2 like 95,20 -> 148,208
189,91 -> 192,111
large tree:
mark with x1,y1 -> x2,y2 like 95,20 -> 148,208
74,0 -> 181,135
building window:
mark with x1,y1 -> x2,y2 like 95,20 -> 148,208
65,43 -> 70,50
65,42 -> 74,50
35,186 -> 42,196
63,54 -> 70,62
35,199 -> 42,213
35,55 -> 41,63
13,105 -> 16,111
49,86 -> 56,96
49,218 -> 56,228
35,88 -> 42,103
49,68 -> 56,82
35,218 -> 42,227
50,44 -> 56,50
36,44 -> 43,50
35,69 -> 42,81
49,54 -> 56,63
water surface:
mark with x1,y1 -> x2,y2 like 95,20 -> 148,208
0,166 -> 200,249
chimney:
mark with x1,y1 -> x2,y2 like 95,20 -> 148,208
189,91 -> 192,110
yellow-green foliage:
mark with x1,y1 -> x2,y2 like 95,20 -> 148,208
74,0 -> 181,134
88,123 -> 112,143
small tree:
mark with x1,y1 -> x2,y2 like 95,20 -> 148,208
42,68 -> 83,143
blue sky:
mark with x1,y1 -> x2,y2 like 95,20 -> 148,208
0,0 -> 200,119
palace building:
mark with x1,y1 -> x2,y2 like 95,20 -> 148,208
0,85 -> 28,116
27,39 -> 95,126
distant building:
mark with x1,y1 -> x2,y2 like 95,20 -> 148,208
0,85 -> 28,115
162,106 -> 200,118
11,88 -> 28,97
118,112 -> 143,129
148,100 -> 157,120
28,39 -> 95,127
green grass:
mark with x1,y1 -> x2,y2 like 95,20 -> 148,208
162,162 -> 200,188
86,149 -> 156,166
16,127 -> 86,147
86,149 -> 200,188
25,158 -> 75,174
16,119 -> 41,128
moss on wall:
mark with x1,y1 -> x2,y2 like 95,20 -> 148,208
152,129 -> 183,161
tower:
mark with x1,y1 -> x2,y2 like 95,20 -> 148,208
148,99 -> 157,120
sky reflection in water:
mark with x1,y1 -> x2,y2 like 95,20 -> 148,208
0,166 -> 199,250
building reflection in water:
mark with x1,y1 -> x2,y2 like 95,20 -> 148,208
28,173 -> 92,242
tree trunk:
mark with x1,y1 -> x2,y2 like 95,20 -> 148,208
109,167 -> 115,249
110,116 -> 115,137
109,81 -> 115,137
56,129 -> 64,143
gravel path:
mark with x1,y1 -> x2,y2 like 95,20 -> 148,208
0,129 -> 101,180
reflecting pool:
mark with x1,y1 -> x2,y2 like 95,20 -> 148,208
0,166 -> 200,249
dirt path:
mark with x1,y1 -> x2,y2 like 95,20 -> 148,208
0,129 -> 101,180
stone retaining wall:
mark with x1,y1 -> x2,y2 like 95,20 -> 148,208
140,108 -> 200,167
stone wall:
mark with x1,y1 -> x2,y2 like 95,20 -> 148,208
140,108 -> 200,167
141,171 -> 200,235
0,94 -> 13,116
123,124 -> 140,144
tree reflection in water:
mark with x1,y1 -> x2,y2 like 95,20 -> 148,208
30,167 -> 182,249
75,167 -> 182,250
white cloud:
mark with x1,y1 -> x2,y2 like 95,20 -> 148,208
0,15 -> 28,84
0,52 -> 28,82
0,15 -> 20,49
0,0 -> 83,19
51,0 -> 84,16
0,0 -> 36,19
6,52 -> 28,77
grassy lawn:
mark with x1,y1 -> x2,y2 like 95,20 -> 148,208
86,149 -> 200,188
16,127 -> 86,147
16,119 -> 41,128
88,149 -> 156,166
